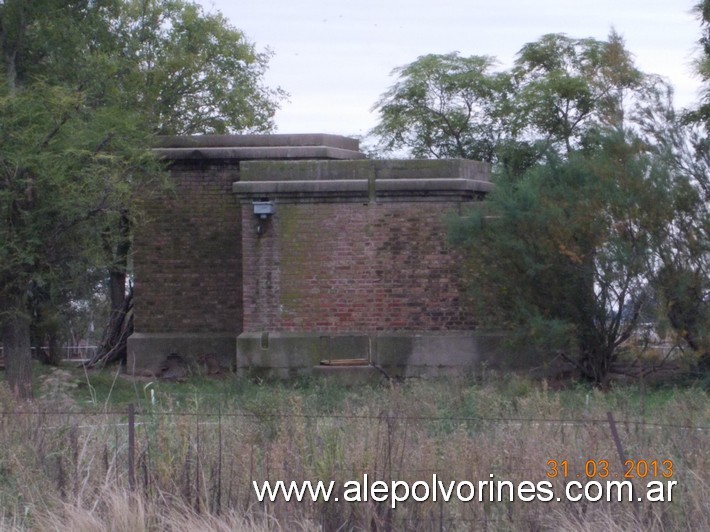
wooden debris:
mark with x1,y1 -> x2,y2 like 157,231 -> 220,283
85,287 -> 133,368
320,358 -> 369,366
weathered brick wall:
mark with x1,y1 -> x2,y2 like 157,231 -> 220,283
133,160 -> 242,334
241,202 -> 476,333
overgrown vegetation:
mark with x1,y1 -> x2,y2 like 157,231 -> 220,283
0,366 -> 707,531
373,31 -> 709,385
0,0 -> 286,397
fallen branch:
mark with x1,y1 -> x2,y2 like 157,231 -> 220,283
86,287 -> 133,368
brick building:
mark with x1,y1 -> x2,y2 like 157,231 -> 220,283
128,134 -> 536,378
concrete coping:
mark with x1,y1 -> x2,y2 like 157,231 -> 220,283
233,178 -> 492,203
153,146 -> 367,161
154,133 -> 361,151
233,160 -> 493,202
234,178 -> 492,194
239,159 -> 491,182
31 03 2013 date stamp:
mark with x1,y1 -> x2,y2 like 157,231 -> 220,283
546,459 -> 674,480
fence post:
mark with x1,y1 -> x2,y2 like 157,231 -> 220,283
607,411 -> 640,518
128,403 -> 135,491
217,404 -> 222,515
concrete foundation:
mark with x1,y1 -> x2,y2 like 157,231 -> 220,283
236,331 -> 552,380
127,333 -> 237,376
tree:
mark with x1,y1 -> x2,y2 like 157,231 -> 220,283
512,31 -> 647,153
373,31 -> 697,384
0,81 -> 157,397
0,0 -> 284,397
370,53 -> 512,161
450,133 -> 676,384
115,0 -> 285,135
371,32 -> 659,171
652,3 -> 710,365
687,0 -> 710,127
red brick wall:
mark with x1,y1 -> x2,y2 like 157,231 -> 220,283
241,202 -> 476,333
133,161 -> 242,334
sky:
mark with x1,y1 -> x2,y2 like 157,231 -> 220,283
200,0 -> 704,139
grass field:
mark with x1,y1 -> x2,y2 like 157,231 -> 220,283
0,362 -> 707,531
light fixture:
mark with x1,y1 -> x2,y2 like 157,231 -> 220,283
253,200 -> 275,235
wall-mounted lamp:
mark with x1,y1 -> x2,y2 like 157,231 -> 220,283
253,200 -> 275,236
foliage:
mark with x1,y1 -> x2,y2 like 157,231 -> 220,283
113,0 -> 286,135
370,52 -> 511,161
1,0 -> 284,134
512,32 -> 647,150
374,30 -> 709,382
0,79 -> 160,395
451,132 -> 678,384
0,0 -> 285,396
687,0 -> 710,126
658,1 -> 710,363
650,132 -> 709,365
371,32 -> 658,171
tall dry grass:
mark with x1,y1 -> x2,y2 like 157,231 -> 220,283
0,374 -> 707,531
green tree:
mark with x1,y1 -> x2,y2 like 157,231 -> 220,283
644,3 -> 710,367
0,0 -> 284,397
370,52 -> 512,161
512,31 -> 647,153
115,0 -> 285,135
688,0 -> 710,126
371,32 -> 660,172
650,5 -> 710,364
451,133 -> 676,384
2,0 -> 284,134
0,82 -> 157,397
373,31 -> 698,384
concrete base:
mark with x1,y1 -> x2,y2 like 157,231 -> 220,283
127,332 -> 237,376
375,333 -> 544,378
236,332 -> 371,378
126,331 -> 560,380
236,331 -> 555,380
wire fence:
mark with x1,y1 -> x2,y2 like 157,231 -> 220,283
1,405 -> 707,486
0,401 -> 707,531
2,407 -> 708,429
0,345 -> 96,361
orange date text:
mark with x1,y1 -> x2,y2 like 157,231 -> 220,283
546,459 -> 673,479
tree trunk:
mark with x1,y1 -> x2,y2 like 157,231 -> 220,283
92,209 -> 132,368
1,0 -> 26,93
107,209 -> 131,315
1,295 -> 33,399
109,269 -> 126,314
88,287 -> 133,367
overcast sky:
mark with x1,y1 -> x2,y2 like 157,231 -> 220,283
200,0 -> 703,139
